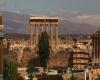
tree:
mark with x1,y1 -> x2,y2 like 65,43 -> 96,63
67,48 -> 73,68
3,55 -> 18,80
26,57 -> 39,80
38,31 -> 50,69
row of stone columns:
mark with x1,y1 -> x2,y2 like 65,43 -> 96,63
29,23 -> 58,47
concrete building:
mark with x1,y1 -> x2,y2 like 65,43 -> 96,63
73,48 -> 89,69
66,47 -> 89,69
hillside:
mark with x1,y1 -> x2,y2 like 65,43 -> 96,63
1,11 -> 97,35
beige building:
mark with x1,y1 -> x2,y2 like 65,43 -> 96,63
73,48 -> 89,69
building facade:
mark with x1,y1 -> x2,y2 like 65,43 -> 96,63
73,48 -> 89,69
92,28 -> 100,66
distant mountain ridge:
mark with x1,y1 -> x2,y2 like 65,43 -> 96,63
1,11 -> 97,35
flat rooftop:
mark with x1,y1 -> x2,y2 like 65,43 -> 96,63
30,16 -> 59,19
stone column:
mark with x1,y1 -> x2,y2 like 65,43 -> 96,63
39,23 -> 42,35
44,23 -> 48,32
30,24 -> 33,48
44,22 -> 46,31
35,24 -> 39,45
50,24 -> 53,46
41,24 -> 44,32
55,24 -> 58,46
43,23 -> 46,32
34,24 -> 36,45
47,23 -> 49,32
38,23 -> 41,38
33,25 -> 35,46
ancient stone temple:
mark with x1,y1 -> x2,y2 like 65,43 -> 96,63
29,17 -> 59,48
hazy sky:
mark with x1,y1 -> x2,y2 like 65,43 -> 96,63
1,0 -> 100,26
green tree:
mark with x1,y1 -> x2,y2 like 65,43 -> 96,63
26,57 -> 39,80
38,31 -> 50,69
3,55 -> 18,80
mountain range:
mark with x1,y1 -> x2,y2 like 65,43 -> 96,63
1,11 -> 97,35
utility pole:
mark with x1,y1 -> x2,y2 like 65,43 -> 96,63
84,68 -> 89,80
0,15 -> 4,77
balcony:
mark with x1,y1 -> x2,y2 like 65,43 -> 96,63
0,31 -> 4,37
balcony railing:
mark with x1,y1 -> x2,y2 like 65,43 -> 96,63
0,31 -> 4,37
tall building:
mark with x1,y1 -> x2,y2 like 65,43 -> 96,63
0,15 -> 4,76
92,28 -> 100,66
